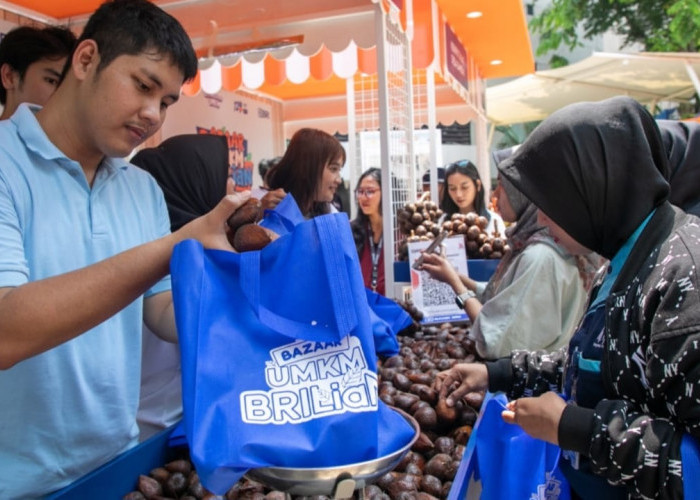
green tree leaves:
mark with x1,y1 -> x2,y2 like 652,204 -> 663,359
530,0 -> 700,57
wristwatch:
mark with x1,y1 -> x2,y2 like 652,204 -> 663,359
455,290 -> 477,309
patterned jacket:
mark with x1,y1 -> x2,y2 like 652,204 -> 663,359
488,203 -> 700,499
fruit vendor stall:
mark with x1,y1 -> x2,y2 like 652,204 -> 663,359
1,0 -> 534,299
0,2 -> 535,498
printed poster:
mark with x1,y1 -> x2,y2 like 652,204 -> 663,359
408,235 -> 469,324
160,91 -> 275,192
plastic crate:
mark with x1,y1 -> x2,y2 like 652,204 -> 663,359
45,421 -> 476,499
46,427 -> 471,500
45,425 -> 185,500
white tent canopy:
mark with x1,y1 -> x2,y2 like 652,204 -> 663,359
486,52 -> 700,126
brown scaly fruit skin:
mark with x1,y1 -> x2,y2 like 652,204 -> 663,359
232,224 -> 277,252
225,198 -> 281,252
227,198 -> 263,232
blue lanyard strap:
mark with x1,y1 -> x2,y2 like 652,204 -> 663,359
590,210 -> 655,309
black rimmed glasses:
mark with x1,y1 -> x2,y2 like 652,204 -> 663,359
356,188 -> 380,198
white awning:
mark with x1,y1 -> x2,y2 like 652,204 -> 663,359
486,52 -> 700,125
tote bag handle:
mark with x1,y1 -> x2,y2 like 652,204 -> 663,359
239,214 -> 358,341
259,194 -> 305,236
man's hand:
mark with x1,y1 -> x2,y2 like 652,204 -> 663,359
433,362 -> 489,407
177,178 -> 250,251
502,392 -> 566,445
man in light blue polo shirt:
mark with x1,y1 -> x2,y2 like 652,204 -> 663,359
0,1 -> 249,497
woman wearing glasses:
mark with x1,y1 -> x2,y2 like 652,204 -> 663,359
441,160 -> 504,235
351,168 -> 385,295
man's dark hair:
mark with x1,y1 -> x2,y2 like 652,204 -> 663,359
0,25 -> 76,105
66,0 -> 197,83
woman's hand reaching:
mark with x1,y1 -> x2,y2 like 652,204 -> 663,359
260,188 -> 286,211
433,362 -> 489,407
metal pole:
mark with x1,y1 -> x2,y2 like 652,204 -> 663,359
427,66 -> 438,203
685,61 -> 700,97
374,3 -> 396,299
346,77 -> 358,218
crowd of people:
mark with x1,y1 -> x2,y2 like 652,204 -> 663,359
436,97 -> 700,499
419,148 -> 591,360
1,0 -> 699,498
0,1 -> 212,496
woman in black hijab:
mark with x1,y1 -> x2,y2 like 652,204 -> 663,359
131,133 -> 229,439
435,97 -> 700,499
657,119 -> 700,217
420,146 -> 590,360
132,134 -> 229,231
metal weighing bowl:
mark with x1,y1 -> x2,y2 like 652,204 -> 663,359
245,410 -> 420,496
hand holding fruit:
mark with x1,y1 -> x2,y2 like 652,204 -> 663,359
433,362 -> 489,408
226,197 -> 279,252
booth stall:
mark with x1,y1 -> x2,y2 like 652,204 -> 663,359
2,0 -> 534,298
0,2 -> 540,498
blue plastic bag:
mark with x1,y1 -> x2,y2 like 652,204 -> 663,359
682,434 -> 700,500
171,212 -> 415,494
258,192 -> 305,235
365,288 -> 413,336
260,193 -> 404,358
365,288 -> 415,357
450,392 -> 571,500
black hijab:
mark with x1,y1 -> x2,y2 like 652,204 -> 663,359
657,119 -> 700,217
497,96 -> 670,260
131,134 -> 229,231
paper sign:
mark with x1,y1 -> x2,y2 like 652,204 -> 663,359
408,235 -> 469,324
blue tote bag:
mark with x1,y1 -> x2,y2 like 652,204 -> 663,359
170,212 -> 415,494
258,192 -> 305,235
365,288 -> 413,336
365,288 -> 409,357
260,194 -> 402,358
450,392 -> 571,500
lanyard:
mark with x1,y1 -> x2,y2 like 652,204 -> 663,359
369,225 -> 382,291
